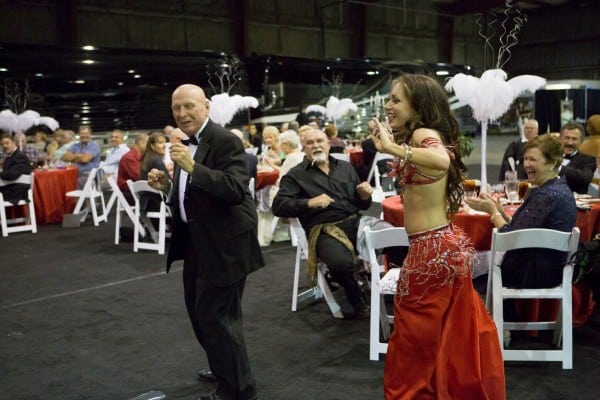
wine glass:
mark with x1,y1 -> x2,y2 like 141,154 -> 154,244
518,181 -> 530,201
504,171 -> 519,210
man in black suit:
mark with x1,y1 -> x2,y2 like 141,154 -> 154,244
148,84 -> 264,400
0,133 -> 33,202
559,121 -> 596,194
498,118 -> 539,181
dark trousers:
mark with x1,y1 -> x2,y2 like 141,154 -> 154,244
315,215 -> 366,309
183,245 -> 257,400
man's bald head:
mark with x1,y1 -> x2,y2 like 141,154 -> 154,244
171,84 -> 211,137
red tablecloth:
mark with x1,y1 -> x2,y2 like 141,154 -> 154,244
33,167 -> 78,224
256,169 -> 279,190
347,148 -> 363,165
381,195 -> 598,327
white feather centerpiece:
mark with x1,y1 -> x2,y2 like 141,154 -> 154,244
305,96 -> 358,125
208,93 -> 259,127
0,109 -> 60,134
445,68 -> 545,191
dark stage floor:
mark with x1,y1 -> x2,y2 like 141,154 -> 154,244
1,217 -> 600,400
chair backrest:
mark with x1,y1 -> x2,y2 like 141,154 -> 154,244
80,167 -> 100,192
364,225 -> 409,289
330,153 -> 350,162
0,174 -> 33,187
367,152 -> 396,202
487,227 -> 580,307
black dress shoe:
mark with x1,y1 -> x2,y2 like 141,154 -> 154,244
343,304 -> 370,320
197,369 -> 217,382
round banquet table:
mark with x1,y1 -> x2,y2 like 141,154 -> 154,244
381,195 -> 598,327
256,169 -> 279,191
32,167 -> 78,224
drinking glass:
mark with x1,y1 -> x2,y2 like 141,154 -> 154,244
463,179 -> 477,199
518,181 -> 530,201
504,171 -> 519,210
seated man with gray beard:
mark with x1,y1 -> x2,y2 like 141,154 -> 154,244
272,129 -> 374,318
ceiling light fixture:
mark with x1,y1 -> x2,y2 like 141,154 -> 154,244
83,59 -> 95,64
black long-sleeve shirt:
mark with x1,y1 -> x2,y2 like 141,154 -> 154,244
272,157 -> 371,231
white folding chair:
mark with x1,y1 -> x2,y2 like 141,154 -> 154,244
363,225 -> 409,360
105,175 -> 145,244
330,152 -> 350,162
488,227 -> 580,369
288,218 -> 344,319
127,179 -> 170,255
366,152 -> 396,202
0,174 -> 37,237
65,167 -> 108,226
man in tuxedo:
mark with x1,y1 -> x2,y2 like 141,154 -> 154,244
0,133 -> 33,202
498,118 -> 539,181
559,121 -> 596,194
147,84 -> 263,400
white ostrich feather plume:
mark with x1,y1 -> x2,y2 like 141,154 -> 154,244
209,93 -> 259,126
17,110 -> 41,133
445,69 -> 545,122
38,116 -> 60,131
306,96 -> 358,122
0,109 -> 60,133
0,109 -> 18,133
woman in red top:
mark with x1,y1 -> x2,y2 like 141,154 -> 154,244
372,75 -> 505,400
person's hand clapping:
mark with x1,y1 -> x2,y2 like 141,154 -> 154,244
356,181 -> 374,200
308,193 -> 335,209
147,168 -> 169,193
463,192 -> 499,215
371,117 -> 394,153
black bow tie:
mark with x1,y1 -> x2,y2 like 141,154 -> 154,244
182,135 -> 199,146
564,152 -> 575,160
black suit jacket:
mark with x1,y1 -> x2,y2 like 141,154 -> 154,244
0,149 -> 33,202
166,120 -> 264,286
498,139 -> 528,181
560,151 -> 596,194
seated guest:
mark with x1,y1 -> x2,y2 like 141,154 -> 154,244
272,129 -> 374,318
246,123 -> 263,155
101,129 -> 129,179
498,118 -> 539,181
0,133 -> 33,203
140,131 -> 169,215
267,130 -> 304,197
28,124 -> 53,154
261,125 -> 283,165
324,123 -> 345,154
466,134 -> 577,289
558,120 -> 596,194
580,115 -> 600,187
50,129 -> 76,162
231,129 -> 258,179
266,130 -> 305,242
62,125 -> 101,188
117,133 -> 148,203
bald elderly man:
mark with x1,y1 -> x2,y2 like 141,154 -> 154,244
148,84 -> 263,400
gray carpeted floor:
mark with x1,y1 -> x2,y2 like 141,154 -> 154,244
1,215 -> 600,399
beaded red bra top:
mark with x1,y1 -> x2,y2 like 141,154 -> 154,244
390,137 -> 454,187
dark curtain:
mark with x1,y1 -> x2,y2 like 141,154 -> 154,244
535,90 -> 563,133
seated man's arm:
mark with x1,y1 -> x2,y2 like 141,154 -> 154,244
272,174 -> 310,217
